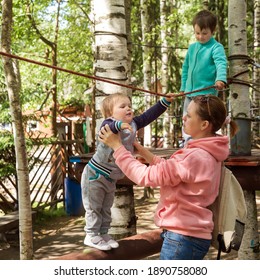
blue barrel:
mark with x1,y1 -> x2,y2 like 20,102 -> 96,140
230,115 -> 251,156
64,177 -> 85,216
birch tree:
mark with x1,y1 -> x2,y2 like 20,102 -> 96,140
140,0 -> 152,147
1,0 -> 33,260
93,0 -> 136,238
252,0 -> 260,148
202,0 -> 209,10
228,0 -> 260,260
160,0 -> 168,97
160,0 -> 176,148
125,0 -> 133,91
160,0 -> 170,148
93,0 -> 130,124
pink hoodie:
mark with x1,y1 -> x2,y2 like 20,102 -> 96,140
113,135 -> 230,240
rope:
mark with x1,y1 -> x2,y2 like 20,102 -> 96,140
0,51 -> 216,98
228,54 -> 260,68
227,69 -> 260,93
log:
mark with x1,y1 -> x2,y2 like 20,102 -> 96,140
53,229 -> 163,260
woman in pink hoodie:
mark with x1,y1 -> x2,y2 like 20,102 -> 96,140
98,95 -> 237,260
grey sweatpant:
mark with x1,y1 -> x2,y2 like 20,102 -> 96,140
81,164 -> 116,236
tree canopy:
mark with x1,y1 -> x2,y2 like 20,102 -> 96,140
0,0 -> 257,135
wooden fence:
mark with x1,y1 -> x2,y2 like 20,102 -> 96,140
0,129 -> 85,214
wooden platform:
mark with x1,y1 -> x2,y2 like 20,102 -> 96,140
72,148 -> 260,163
71,148 -> 260,190
0,211 -> 37,234
226,149 -> 260,166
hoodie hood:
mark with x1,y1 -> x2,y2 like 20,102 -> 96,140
186,135 -> 230,162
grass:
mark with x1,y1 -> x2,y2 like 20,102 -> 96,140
34,202 -> 67,225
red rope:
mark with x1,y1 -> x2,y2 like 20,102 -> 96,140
0,51 -> 216,97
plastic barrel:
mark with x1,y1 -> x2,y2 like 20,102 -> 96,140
230,115 -> 251,156
64,177 -> 85,216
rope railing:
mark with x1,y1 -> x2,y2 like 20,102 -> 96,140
0,51 -> 216,98
2,51 -> 258,96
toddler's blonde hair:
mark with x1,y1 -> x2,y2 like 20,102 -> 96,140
100,93 -> 131,118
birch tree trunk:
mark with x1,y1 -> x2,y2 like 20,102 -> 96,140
252,0 -> 260,148
202,1 -> 209,10
140,0 -> 152,147
160,0 -> 168,98
93,0 -> 136,239
228,0 -> 260,260
94,0 -> 129,128
228,0 -> 251,156
239,190 -> 260,259
125,0 -> 132,94
1,0 -> 33,260
160,0 -> 168,148
160,0 -> 173,148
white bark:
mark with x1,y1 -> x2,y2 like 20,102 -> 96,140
1,0 -> 33,259
93,0 -> 129,131
109,185 -> 137,238
228,1 -> 250,119
124,0 -> 132,96
238,190 -> 260,259
160,0 -> 172,148
252,0 -> 260,148
93,0 -> 135,238
202,1 -> 209,10
228,0 -> 259,260
160,0 -> 168,95
140,0 -> 152,147
94,0 -> 128,95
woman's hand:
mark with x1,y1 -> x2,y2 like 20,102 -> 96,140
133,141 -> 154,164
133,141 -> 146,155
98,124 -> 123,151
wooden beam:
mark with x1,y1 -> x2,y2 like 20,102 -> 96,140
52,229 -> 163,260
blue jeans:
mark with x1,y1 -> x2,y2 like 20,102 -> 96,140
159,230 -> 211,260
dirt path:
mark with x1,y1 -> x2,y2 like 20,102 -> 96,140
0,187 -> 259,260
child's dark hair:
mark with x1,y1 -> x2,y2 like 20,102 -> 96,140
192,95 -> 238,137
192,10 -> 217,33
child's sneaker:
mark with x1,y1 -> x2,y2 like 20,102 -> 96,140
101,234 -> 119,248
84,235 -> 111,251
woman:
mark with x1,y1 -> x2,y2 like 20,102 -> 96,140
98,95 -> 237,260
